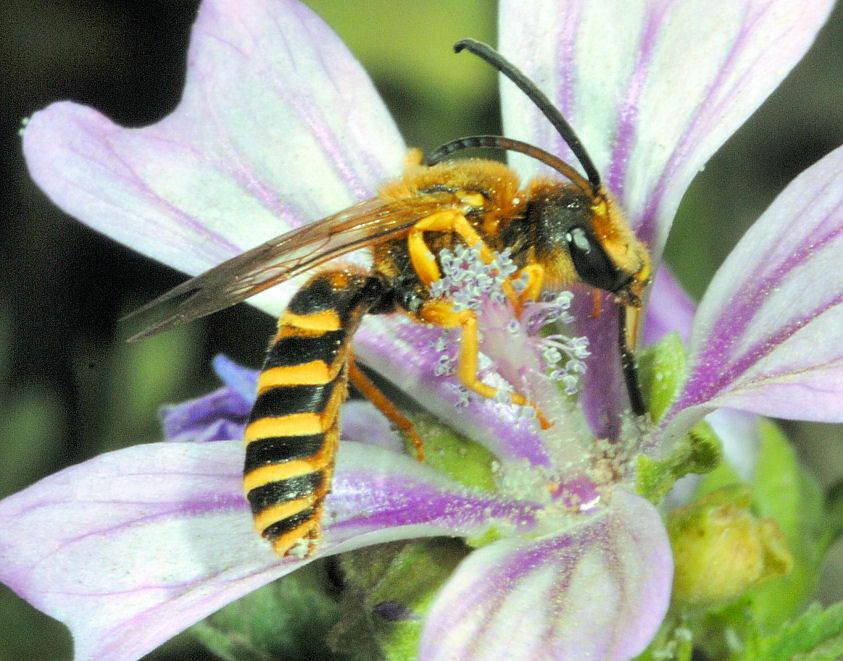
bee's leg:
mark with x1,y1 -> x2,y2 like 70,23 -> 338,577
407,210 -> 493,284
510,264 -> 545,313
348,358 -> 425,461
407,210 -> 525,310
403,147 -> 424,169
420,300 -> 552,429
591,291 -> 602,318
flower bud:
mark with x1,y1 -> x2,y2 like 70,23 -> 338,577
668,486 -> 793,608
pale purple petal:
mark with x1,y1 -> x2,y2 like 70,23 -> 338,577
23,0 -> 405,315
499,0 -> 833,258
665,145 -> 843,440
339,401 -> 404,453
707,408 -> 762,482
420,489 -> 672,661
211,354 -> 258,402
160,386 -> 250,442
643,266 -> 696,346
326,442 -> 541,553
499,0 -> 833,435
0,440 -> 537,661
161,355 -> 256,442
0,441 -> 284,661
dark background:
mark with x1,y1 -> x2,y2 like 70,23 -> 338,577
0,1 -> 841,658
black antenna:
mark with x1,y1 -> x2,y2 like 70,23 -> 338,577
428,135 -> 591,194
454,38 -> 601,194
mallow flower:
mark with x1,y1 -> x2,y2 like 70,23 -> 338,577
3,0 -> 842,659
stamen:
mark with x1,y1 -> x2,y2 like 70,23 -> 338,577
430,243 -> 591,416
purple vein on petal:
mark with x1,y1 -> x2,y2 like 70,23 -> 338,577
188,18 -> 303,224
158,93 -> 303,229
69,114 -> 245,260
552,4 -> 583,126
605,3 -> 666,200
29,491 -> 248,575
419,489 -> 671,660
679,290 -> 843,412
638,1 -> 815,249
677,193 -> 843,410
263,0 -> 399,199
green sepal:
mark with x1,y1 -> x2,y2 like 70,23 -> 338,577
637,332 -> 686,423
464,526 -> 503,549
330,539 -> 469,661
636,420 -> 721,504
189,559 -> 347,661
404,414 -> 497,492
634,332 -> 721,503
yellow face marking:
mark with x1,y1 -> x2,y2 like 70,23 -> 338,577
243,458 -> 329,493
279,310 -> 342,332
244,413 -> 324,442
252,496 -> 317,533
257,362 -> 334,391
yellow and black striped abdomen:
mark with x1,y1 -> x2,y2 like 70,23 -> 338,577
243,271 -> 390,557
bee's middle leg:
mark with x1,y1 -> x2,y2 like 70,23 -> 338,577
419,300 -> 551,429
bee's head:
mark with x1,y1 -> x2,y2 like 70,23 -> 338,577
527,183 -> 651,306
427,39 -> 651,308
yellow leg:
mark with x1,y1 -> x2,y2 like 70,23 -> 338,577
406,211 -> 551,428
511,264 -> 545,313
348,360 -> 425,461
421,301 -> 551,429
591,291 -> 602,318
408,209 -> 541,315
407,209 -> 498,287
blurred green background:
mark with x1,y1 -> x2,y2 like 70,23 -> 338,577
0,1 -> 841,659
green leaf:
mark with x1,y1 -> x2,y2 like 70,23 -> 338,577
744,602 -> 843,661
331,539 -> 468,660
744,421 -> 827,630
190,560 -> 347,661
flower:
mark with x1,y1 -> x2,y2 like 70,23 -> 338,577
4,0 -> 841,660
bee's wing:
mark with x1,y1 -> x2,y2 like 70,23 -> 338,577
125,196 -> 448,341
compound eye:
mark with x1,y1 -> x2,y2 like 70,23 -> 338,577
565,226 -> 626,293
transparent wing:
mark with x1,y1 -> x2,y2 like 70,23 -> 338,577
126,196 -> 450,341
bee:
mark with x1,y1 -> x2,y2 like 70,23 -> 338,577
129,39 -> 650,558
